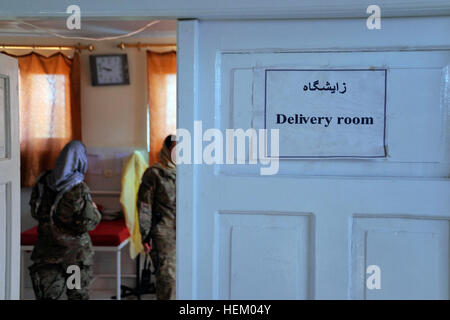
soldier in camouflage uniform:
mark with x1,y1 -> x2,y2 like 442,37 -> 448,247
138,135 -> 176,300
29,140 -> 101,300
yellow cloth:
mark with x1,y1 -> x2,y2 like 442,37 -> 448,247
120,151 -> 148,259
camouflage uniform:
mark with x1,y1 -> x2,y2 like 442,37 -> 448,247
29,181 -> 101,300
138,163 -> 176,300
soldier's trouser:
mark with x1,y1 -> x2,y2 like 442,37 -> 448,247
29,263 -> 93,300
151,232 -> 176,300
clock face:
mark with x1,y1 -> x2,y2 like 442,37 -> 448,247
90,54 -> 129,86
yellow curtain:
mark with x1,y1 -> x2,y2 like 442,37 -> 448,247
147,51 -> 177,165
17,52 -> 81,187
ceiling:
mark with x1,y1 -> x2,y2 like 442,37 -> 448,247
0,19 -> 177,39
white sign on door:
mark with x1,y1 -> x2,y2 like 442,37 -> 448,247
264,69 -> 386,158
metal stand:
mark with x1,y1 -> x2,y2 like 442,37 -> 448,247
110,254 -> 155,300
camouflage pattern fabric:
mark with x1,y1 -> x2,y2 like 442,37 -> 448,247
29,263 -> 93,300
138,163 -> 176,300
29,180 -> 101,299
151,230 -> 176,300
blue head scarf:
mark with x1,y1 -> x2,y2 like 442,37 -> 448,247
43,140 -> 88,214
46,140 -> 88,193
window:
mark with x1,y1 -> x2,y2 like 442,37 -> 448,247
17,53 -> 81,186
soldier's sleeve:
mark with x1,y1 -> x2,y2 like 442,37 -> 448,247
137,168 -> 157,244
78,184 -> 102,232
56,183 -> 102,234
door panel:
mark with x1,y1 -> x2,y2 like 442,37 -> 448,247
0,53 -> 20,300
352,217 -> 449,300
218,51 -> 449,177
214,211 -> 314,299
0,76 -> 9,159
177,18 -> 450,299
0,183 -> 6,299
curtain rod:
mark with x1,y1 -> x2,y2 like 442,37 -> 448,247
117,42 -> 176,50
0,44 -> 94,52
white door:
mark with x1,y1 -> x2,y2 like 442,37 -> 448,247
177,18 -> 450,299
0,53 -> 20,300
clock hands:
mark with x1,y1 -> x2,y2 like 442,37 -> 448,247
101,67 -> 113,72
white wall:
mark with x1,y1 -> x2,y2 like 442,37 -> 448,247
80,40 -> 149,148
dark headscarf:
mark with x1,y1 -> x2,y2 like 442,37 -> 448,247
46,140 -> 88,193
157,135 -> 176,171
33,140 -> 88,217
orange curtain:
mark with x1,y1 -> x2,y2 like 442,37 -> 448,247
18,52 -> 81,187
147,51 -> 177,165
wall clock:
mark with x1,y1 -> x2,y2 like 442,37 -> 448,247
89,54 -> 130,86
